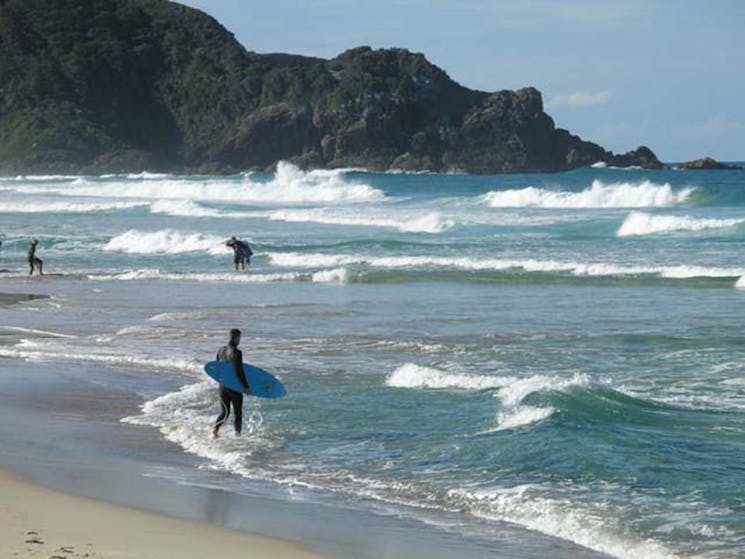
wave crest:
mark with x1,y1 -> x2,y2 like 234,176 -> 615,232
268,209 -> 454,233
483,180 -> 693,208
102,230 -> 231,255
0,200 -> 145,213
88,269 -> 304,283
23,162 -> 385,205
451,485 -> 678,559
617,211 -> 743,236
494,373 -> 589,430
386,363 -> 515,390
268,252 -> 745,280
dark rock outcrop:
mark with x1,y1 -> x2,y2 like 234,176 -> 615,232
679,157 -> 742,170
0,0 -> 663,174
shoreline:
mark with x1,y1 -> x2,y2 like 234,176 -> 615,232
0,468 -> 327,559
0,357 -> 605,559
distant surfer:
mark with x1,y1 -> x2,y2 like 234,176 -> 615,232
212,328 -> 251,438
27,239 -> 43,276
226,236 -> 253,271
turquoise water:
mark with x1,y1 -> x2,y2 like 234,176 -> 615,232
1,163 -> 744,558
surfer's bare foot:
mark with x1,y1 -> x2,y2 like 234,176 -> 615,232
211,427 -> 219,438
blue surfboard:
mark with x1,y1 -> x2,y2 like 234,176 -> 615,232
204,360 -> 286,399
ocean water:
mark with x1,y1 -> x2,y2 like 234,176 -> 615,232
1,162 -> 744,558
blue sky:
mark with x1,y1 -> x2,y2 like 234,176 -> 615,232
178,1 -> 745,161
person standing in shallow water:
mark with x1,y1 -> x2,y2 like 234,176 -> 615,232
212,328 -> 251,438
226,236 -> 253,272
27,239 -> 43,276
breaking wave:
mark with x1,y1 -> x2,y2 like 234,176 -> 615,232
88,269 -> 302,283
483,180 -> 693,208
12,162 -> 385,205
149,200 -> 227,218
617,211 -> 744,236
102,230 -> 231,255
387,364 -> 589,431
310,267 -> 350,283
267,252 -> 745,279
450,485 -> 678,559
493,373 -> 589,431
0,200 -> 145,213
267,209 -> 454,233
87,268 -> 348,284
386,363 -> 516,390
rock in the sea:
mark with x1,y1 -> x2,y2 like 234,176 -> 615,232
680,157 -> 742,170
610,146 -> 665,169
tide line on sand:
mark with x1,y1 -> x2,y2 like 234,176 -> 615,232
0,469 -> 328,559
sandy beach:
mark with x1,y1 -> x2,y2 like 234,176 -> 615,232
0,469 -> 327,559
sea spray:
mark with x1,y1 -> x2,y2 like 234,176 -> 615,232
483,180 -> 693,208
103,230 -> 231,255
386,363 -> 516,390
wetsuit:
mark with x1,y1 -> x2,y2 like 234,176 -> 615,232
226,239 -> 252,267
27,243 -> 42,275
213,343 -> 250,434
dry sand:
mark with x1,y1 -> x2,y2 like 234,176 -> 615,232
0,469 -> 329,559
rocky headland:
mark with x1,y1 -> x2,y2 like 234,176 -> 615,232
0,0 -> 663,175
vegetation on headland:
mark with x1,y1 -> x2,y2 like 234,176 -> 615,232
0,0 -> 664,174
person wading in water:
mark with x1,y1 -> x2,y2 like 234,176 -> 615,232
27,239 -> 43,276
212,328 -> 251,438
226,236 -> 253,272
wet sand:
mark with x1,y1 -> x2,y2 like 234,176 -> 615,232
0,468 -> 327,559
0,291 -> 48,306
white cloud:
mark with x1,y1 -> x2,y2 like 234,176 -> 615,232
547,90 -> 612,109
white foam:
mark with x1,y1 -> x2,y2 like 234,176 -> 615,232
122,382 -> 272,478
0,342 -> 202,374
148,311 -> 205,322
591,161 -> 608,169
497,373 -> 587,408
124,171 -> 172,179
492,373 -> 589,430
4,174 -> 81,181
617,212 -> 744,236
386,363 -> 515,390
24,162 -> 384,205
149,200 -> 224,218
0,200 -> 145,213
102,230 -> 231,255
495,406 -> 555,430
269,252 -> 359,268
268,252 -> 745,279
0,326 -> 77,339
654,265 -> 745,279
88,269 -> 305,283
389,368 -> 588,430
268,209 -> 454,233
311,267 -> 350,283
483,180 -> 693,208
735,276 -> 745,289
451,485 -> 678,559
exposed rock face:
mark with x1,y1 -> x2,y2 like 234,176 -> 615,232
0,0 -> 663,174
680,157 -> 742,170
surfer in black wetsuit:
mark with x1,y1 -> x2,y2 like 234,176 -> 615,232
226,236 -> 253,271
212,328 -> 251,438
27,239 -> 43,276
